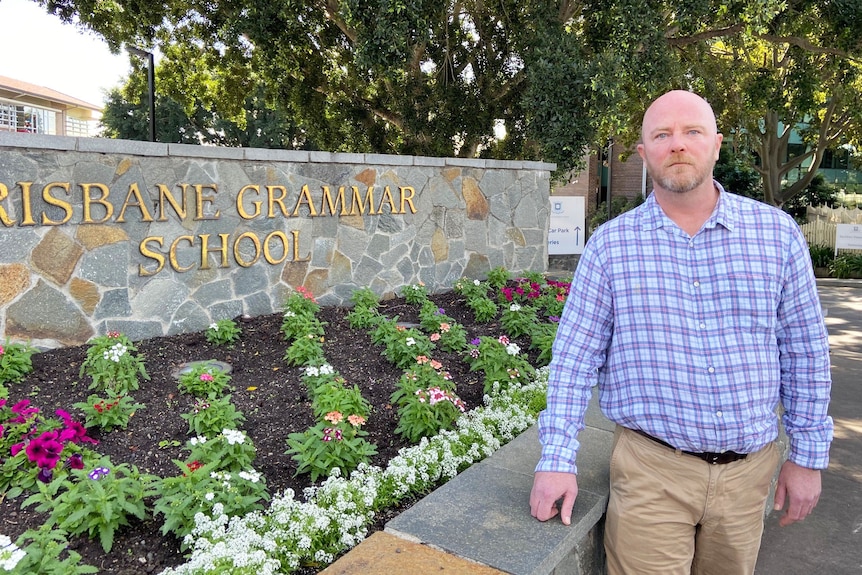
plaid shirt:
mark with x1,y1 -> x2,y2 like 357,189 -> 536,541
537,184 -> 833,474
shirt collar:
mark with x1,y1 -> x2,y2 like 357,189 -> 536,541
641,180 -> 736,233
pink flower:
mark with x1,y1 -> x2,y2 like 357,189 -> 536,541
200,373 -> 214,382
498,335 -> 510,345
415,355 -> 429,364
430,359 -> 443,370
439,322 -> 451,332
0,344 -> 4,355
429,333 -> 441,342
347,414 -> 366,427
324,411 -> 343,424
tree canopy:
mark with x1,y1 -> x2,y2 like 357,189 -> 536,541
41,0 -> 862,205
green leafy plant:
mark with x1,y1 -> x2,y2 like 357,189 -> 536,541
185,429 -> 257,473
180,396 -> 246,437
391,384 -> 467,443
465,335 -> 536,393
0,339 -> 36,390
205,319 -> 242,347
418,301 -> 468,353
79,332 -> 149,394
178,364 -> 232,398
310,378 -> 372,421
467,295 -> 499,323
830,253 -> 862,279
486,266 -> 511,290
153,460 -> 269,542
500,303 -> 539,338
284,333 -> 327,366
370,317 -> 433,369
530,321 -> 559,367
808,244 -> 834,269
73,391 -> 145,431
346,288 -> 382,328
286,411 -> 377,482
22,457 -> 158,553
7,525 -> 98,574
401,283 -> 429,305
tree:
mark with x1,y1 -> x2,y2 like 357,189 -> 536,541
41,0 -> 600,171
101,60 -> 314,149
571,0 -> 862,207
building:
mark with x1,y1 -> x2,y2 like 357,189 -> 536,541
0,75 -> 101,137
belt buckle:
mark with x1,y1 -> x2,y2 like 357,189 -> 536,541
707,453 -> 721,465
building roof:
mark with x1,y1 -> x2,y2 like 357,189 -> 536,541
0,74 -> 101,111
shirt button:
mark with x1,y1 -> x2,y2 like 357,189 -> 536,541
699,322 -> 706,329
716,411 -> 723,417
693,281 -> 700,287
708,366 -> 715,373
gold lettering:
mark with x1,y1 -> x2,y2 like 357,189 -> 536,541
116,183 -> 154,222
80,183 -> 112,224
377,186 -> 398,214
169,235 -> 196,272
349,186 -> 377,216
18,182 -> 36,226
42,182 -> 74,225
292,230 -> 309,261
400,186 -> 417,214
199,233 -> 230,270
319,185 -> 349,216
139,237 -> 165,276
292,184 -> 319,217
194,184 -> 219,220
263,231 -> 288,264
237,185 -> 261,219
266,186 -> 290,218
233,232 -> 261,267
157,184 -> 189,221
0,183 -> 15,226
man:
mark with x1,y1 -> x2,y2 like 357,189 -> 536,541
529,90 -> 832,574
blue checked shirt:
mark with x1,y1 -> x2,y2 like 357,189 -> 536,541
537,184 -> 833,474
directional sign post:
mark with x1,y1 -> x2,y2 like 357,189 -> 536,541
548,196 -> 586,255
835,224 -> 862,256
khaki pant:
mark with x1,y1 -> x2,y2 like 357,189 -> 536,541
605,427 -> 779,575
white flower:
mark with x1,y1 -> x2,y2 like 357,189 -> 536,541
405,337 -> 416,346
222,429 -> 246,445
209,323 -> 218,330
509,303 -> 521,312
0,534 -> 26,571
205,492 -> 215,501
505,343 -> 521,356
190,435 -> 207,446
473,279 -> 480,285
239,470 -> 262,483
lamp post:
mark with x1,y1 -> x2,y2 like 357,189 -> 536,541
127,46 -> 156,142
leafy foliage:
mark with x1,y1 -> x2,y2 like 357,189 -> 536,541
79,333 -> 149,395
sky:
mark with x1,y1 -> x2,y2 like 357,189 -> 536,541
0,0 -> 130,107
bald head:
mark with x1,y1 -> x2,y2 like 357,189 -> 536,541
641,90 -> 718,142
637,90 -> 723,196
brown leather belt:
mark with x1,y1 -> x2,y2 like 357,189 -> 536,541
631,428 -> 748,465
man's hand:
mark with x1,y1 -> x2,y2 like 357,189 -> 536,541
773,460 -> 821,527
530,471 -> 579,525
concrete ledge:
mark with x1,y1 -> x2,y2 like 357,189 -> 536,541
385,391 -> 613,575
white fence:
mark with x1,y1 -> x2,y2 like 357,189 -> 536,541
801,206 -> 862,248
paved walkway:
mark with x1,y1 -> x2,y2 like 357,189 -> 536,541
756,281 -> 862,574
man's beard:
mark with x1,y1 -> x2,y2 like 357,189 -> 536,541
653,159 -> 712,194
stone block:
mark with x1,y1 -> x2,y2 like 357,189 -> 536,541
0,263 -> 30,306
31,228 -> 83,286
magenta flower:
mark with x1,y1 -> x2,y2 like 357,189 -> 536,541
9,400 -> 39,423
65,453 -> 84,469
25,430 -> 64,469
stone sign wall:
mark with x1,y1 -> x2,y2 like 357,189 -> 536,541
0,133 -> 553,349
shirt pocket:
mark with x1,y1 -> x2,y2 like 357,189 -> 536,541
717,272 -> 780,337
